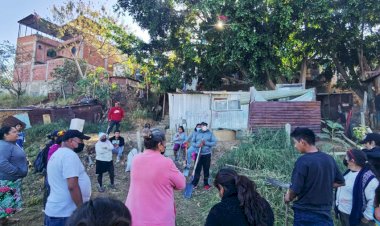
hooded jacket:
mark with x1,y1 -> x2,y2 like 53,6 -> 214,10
95,133 -> 114,161
191,129 -> 217,155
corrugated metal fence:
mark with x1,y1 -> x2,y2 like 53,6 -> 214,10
249,101 -> 321,133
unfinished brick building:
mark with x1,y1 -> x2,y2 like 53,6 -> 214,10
15,13 -> 121,96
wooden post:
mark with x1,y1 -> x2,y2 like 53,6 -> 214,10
285,123 -> 291,147
137,130 -> 142,152
162,93 -> 166,119
361,91 -> 367,126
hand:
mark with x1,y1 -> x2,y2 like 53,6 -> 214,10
284,191 -> 291,204
361,218 -> 369,224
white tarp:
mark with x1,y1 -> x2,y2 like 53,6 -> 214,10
250,86 -> 316,102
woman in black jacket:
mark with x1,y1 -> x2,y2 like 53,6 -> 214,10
205,168 -> 274,226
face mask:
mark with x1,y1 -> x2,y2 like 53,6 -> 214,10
202,126 -> 207,131
74,143 -> 85,153
343,159 -> 348,167
196,128 -> 201,132
100,138 -> 107,142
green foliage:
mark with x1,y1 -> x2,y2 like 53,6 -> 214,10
320,120 -> 350,149
0,41 -> 15,73
352,126 -> 369,141
76,67 -> 119,109
321,120 -> 344,139
131,107 -> 151,120
25,121 -> 70,147
0,94 -> 45,108
116,0 -> 380,94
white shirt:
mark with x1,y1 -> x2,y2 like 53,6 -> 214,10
45,147 -> 91,217
336,170 -> 379,220
95,140 -> 114,161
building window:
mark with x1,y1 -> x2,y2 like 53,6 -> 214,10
47,49 -> 57,58
38,45 -> 42,49
214,98 -> 241,111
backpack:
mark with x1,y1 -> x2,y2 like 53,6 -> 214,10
33,150 -> 45,173
33,143 -> 51,173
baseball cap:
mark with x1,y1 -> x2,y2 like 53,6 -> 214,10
62,129 -> 91,141
359,133 -> 380,145
200,122 -> 208,126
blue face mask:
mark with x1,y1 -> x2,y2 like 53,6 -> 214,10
196,128 -> 201,132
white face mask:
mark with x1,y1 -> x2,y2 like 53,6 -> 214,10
202,126 -> 208,131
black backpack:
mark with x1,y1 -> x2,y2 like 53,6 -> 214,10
33,143 -> 51,173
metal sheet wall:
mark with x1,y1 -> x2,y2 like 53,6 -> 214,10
249,101 -> 321,133
169,93 -> 249,131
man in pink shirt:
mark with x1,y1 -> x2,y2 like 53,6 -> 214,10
126,128 -> 185,226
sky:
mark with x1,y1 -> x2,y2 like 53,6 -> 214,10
0,0 -> 149,45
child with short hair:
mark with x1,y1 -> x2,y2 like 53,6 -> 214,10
285,127 -> 345,226
15,123 -> 25,149
109,130 -> 125,163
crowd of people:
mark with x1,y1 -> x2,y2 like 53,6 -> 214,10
3,111 -> 380,226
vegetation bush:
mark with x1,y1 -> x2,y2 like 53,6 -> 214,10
0,94 -> 45,108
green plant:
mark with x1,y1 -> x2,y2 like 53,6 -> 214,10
352,126 -> 369,141
131,108 -> 151,120
320,120 -> 350,149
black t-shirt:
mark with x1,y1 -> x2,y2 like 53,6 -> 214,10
109,136 -> 125,147
290,151 -> 344,211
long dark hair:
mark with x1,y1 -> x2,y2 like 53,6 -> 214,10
66,197 -> 131,226
347,149 -> 372,170
375,184 -> 380,207
142,128 -> 165,150
0,126 -> 13,140
214,168 -> 272,226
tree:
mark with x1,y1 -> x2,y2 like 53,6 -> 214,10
50,0 -> 140,78
0,41 -> 27,99
50,59 -> 86,100
116,0 -> 380,97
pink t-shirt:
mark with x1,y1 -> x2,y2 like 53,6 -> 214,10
125,150 -> 186,226
47,144 -> 60,161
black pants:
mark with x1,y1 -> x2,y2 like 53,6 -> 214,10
107,120 -> 120,134
192,154 -> 211,187
97,163 -> 115,187
339,212 -> 375,226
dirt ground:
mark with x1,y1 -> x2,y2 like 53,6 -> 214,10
10,131 -> 239,226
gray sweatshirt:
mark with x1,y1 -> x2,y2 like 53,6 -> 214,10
0,140 -> 28,181
191,130 -> 217,155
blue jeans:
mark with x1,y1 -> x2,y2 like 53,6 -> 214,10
186,146 -> 197,168
44,214 -> 68,226
293,208 -> 333,226
112,146 -> 124,158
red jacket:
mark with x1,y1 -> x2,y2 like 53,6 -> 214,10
108,106 -> 125,121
